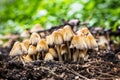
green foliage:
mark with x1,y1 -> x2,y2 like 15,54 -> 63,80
0,0 -> 120,34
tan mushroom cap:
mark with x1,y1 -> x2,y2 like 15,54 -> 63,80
77,27 -> 97,49
62,25 -> 74,41
30,24 -> 44,33
28,45 -> 37,55
46,35 -> 54,46
97,36 -> 108,49
44,52 -> 54,61
52,31 -> 63,45
10,41 -> 26,56
30,32 -> 41,45
49,48 -> 57,58
20,30 -> 30,38
70,34 -> 87,49
22,39 -> 30,50
36,39 -> 48,52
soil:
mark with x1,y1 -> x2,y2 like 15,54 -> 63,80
0,27 -> 120,80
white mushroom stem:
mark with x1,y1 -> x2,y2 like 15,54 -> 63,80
78,49 -> 88,63
19,56 -> 25,65
56,45 -> 63,62
37,52 -> 41,60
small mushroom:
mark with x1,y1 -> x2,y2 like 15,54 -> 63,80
29,32 -> 41,46
52,30 -> 63,61
70,34 -> 87,63
59,25 -> 74,60
44,52 -> 53,61
30,24 -> 44,33
60,44 -> 68,61
44,48 -> 57,61
97,35 -> 109,50
78,26 -> 98,49
22,39 -> 30,50
36,39 -> 48,60
49,48 -> 57,59
22,55 -> 32,62
20,30 -> 30,39
28,45 -> 37,60
9,41 -> 27,64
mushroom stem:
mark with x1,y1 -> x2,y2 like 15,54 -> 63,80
37,52 -> 41,60
42,51 -> 45,60
56,45 -> 63,62
19,56 -> 25,65
32,55 -> 36,60
77,49 -> 88,64
67,41 -> 71,60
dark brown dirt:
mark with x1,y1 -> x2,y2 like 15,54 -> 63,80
0,48 -> 120,80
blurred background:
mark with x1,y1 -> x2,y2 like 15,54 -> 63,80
0,0 -> 120,35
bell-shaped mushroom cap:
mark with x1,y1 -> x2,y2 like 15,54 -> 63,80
86,33 -> 98,49
30,24 -> 44,33
60,44 -> 67,55
52,31 -> 63,45
22,39 -> 30,50
28,45 -> 37,55
80,26 -> 91,35
70,35 -> 87,49
9,41 -> 23,56
97,36 -> 108,49
36,39 -> 48,52
44,52 -> 54,61
63,25 -> 74,41
46,35 -> 54,46
20,30 -> 30,38
49,48 -> 57,58
30,32 -> 41,45
77,26 -> 97,49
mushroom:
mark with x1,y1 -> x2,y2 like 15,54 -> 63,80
97,35 -> 109,50
44,48 -> 57,61
30,24 -> 44,33
79,27 -> 98,49
20,30 -> 30,39
22,39 -> 30,50
28,45 -> 37,60
44,52 -> 53,61
59,25 -> 74,60
70,33 -> 87,63
22,55 -> 32,62
49,48 -> 57,59
36,39 -> 48,60
9,41 -> 27,64
29,32 -> 41,46
75,27 -> 97,63
60,44 -> 68,61
52,30 -> 63,61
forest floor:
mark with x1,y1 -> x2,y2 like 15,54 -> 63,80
0,27 -> 120,80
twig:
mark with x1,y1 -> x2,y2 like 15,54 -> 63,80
39,66 -> 62,78
60,63 -> 90,80
86,68 -> 94,76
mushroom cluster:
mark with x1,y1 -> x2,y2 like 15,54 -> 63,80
9,20 -> 97,64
